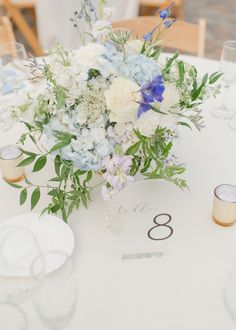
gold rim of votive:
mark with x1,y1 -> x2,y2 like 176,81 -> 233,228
212,215 -> 236,227
0,145 -> 23,161
214,184 -> 236,204
4,174 -> 25,183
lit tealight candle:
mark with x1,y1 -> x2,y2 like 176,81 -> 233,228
213,184 -> 236,226
0,145 -> 25,183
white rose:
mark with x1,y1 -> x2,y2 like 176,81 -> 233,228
105,77 -> 141,123
92,20 -> 111,38
156,83 -> 181,112
135,111 -> 161,137
75,43 -> 106,67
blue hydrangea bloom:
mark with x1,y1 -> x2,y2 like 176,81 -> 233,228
103,43 -> 162,87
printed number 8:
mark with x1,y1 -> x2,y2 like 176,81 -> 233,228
147,213 -> 173,241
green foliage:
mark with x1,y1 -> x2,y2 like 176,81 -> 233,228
17,156 -> 36,167
13,148 -> 94,222
20,189 -> 27,206
162,53 -> 222,130
33,156 -> 47,172
126,128 -> 187,189
31,187 -> 40,210
49,43 -> 71,66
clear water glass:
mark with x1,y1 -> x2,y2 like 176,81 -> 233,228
31,251 -> 77,330
0,226 -> 41,304
0,42 -> 27,95
224,263 -> 236,322
212,40 -> 236,119
0,302 -> 28,330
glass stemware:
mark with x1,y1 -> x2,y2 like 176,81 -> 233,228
31,251 -> 77,330
0,302 -> 28,330
0,226 -> 41,304
0,42 -> 27,95
212,40 -> 236,119
224,263 -> 236,323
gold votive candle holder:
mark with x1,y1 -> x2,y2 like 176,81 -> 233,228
213,184 -> 236,227
0,145 -> 25,183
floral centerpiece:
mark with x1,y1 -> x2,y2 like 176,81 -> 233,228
3,0 -> 221,221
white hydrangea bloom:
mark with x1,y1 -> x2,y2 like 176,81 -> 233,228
75,43 -> 106,67
107,122 -> 137,151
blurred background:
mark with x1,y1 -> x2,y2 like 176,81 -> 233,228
0,0 -> 235,59
186,0 -> 235,59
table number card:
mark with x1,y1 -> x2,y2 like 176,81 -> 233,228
107,180 -> 189,259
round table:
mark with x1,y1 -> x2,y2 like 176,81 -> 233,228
1,54 -> 236,329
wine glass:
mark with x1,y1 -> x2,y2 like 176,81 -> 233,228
0,226 -> 41,304
31,251 -> 77,330
0,302 -> 28,330
224,263 -> 236,323
0,42 -> 28,95
212,40 -> 236,119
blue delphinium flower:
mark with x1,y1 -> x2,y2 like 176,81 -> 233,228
159,2 -> 175,20
164,19 -> 176,29
143,26 -> 158,42
139,75 -> 165,117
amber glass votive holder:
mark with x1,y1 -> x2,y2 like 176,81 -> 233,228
213,184 -> 236,227
0,145 -> 25,183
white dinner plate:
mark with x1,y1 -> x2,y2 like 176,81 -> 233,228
0,213 -> 75,277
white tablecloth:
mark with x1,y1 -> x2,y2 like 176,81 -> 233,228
35,0 -> 139,50
1,54 -> 236,329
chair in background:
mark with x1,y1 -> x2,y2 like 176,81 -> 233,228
2,0 -> 42,56
0,15 -> 15,43
140,0 -> 185,19
112,16 -> 206,57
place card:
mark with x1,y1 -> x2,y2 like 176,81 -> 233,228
107,180 -> 189,258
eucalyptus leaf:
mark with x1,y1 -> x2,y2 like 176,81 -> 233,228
54,155 -> 62,177
6,181 -> 22,189
50,139 -> 71,153
22,150 -> 38,157
178,121 -> 192,129
20,189 -> 27,205
126,141 -> 141,155
31,187 -> 40,210
17,155 -> 36,167
33,155 -> 47,172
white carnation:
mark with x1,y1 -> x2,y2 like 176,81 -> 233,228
135,110 -> 177,137
135,111 -> 161,137
105,77 -> 141,123
75,43 -> 106,67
